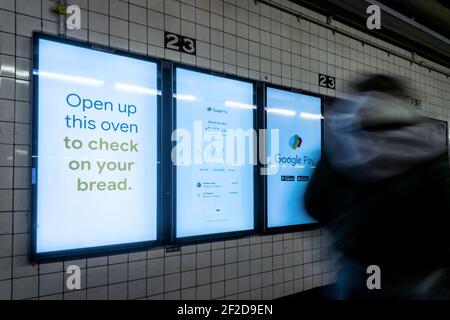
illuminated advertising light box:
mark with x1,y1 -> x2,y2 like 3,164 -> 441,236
31,34 -> 160,259
173,67 -> 256,240
265,87 -> 322,229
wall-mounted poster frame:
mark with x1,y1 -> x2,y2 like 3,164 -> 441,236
170,64 -> 260,244
31,33 -> 162,261
262,84 -> 323,234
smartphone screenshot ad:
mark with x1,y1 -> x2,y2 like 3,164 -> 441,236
174,68 -> 255,238
34,38 -> 158,254
266,87 -> 322,228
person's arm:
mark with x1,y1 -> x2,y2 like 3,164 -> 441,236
304,155 -> 337,223
431,155 -> 450,235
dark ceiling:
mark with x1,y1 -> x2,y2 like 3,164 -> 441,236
289,0 -> 450,70
377,0 -> 450,39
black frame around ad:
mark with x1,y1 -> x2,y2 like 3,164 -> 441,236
30,33 -> 323,262
262,84 -> 323,234
30,33 -> 163,262
170,64 -> 260,244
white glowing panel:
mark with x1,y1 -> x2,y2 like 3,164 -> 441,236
266,87 -> 322,228
174,68 -> 255,238
34,37 -> 158,254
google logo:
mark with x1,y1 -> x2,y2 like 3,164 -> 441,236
274,154 -> 303,166
289,134 -> 302,150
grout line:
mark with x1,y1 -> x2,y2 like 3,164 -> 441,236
9,0 -> 18,300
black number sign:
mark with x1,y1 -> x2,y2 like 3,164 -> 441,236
319,74 -> 335,89
411,97 -> 422,110
164,32 -> 196,55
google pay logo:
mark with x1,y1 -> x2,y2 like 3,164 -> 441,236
206,106 -> 227,114
289,134 -> 302,150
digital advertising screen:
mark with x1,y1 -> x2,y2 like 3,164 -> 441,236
266,87 -> 322,229
32,35 -> 159,257
174,68 -> 255,239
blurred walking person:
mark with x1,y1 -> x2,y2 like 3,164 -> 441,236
305,74 -> 450,299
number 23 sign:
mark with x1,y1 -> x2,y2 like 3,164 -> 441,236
319,74 -> 335,89
164,32 -> 196,55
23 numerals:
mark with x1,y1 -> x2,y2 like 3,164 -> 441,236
411,97 -> 422,110
164,32 -> 196,55
319,74 -> 336,89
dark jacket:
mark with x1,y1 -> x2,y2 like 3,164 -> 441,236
304,92 -> 450,299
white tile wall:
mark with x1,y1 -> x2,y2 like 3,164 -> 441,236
1,0 -> 448,300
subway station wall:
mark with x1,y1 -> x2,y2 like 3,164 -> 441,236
0,0 -> 449,300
